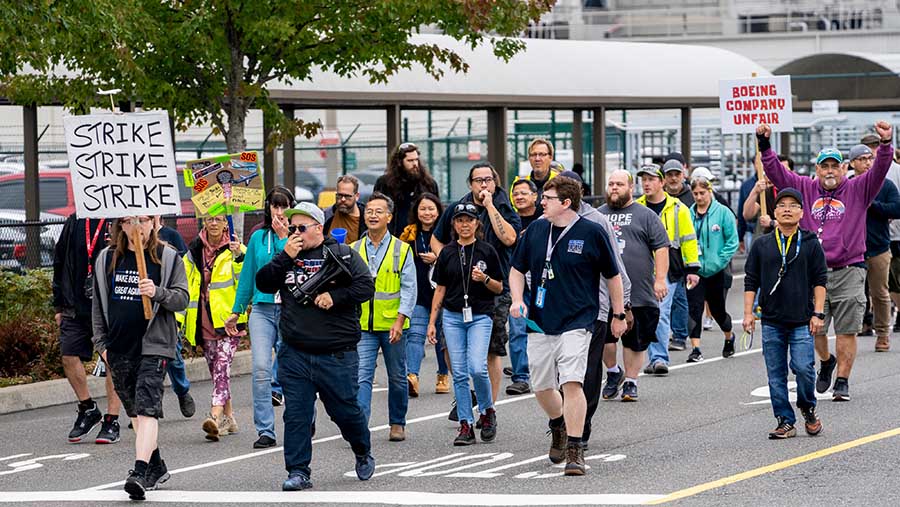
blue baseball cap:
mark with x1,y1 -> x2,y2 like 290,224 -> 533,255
816,148 -> 843,165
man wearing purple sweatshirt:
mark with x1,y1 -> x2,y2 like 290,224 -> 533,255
756,121 -> 894,402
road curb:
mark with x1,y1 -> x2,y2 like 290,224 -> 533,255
0,350 -> 252,415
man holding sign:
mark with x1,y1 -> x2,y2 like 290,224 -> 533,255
756,121 -> 894,402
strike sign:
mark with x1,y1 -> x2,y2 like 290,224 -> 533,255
719,76 -> 793,134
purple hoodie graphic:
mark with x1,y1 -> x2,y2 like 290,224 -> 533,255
761,143 -> 893,268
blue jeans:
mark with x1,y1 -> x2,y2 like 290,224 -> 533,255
761,323 -> 816,425
278,344 -> 370,477
671,280 -> 689,342
167,337 -> 190,397
743,231 -> 754,252
648,279 -> 678,365
249,303 -> 282,439
507,288 -> 530,383
442,311 -> 494,424
357,331 -> 408,426
406,305 -> 448,376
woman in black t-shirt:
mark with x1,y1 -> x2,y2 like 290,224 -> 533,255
427,203 -> 503,445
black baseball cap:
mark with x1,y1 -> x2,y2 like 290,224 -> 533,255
774,187 -> 803,207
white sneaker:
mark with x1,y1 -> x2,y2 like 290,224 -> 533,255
702,316 -> 714,330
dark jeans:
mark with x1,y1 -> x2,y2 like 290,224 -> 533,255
278,343 -> 371,477
671,279 -> 689,342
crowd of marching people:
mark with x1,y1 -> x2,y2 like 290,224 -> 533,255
50,121 -> 900,498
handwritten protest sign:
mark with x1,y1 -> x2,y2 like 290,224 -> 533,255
183,152 -> 264,217
64,112 -> 180,218
719,76 -> 793,134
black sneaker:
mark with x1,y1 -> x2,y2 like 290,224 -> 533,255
668,340 -> 687,351
124,470 -> 151,500
146,460 -> 170,490
722,338 -> 735,358
506,381 -> 531,395
479,408 -> 497,442
547,422 -> 567,464
858,326 -> 874,337
355,453 -> 375,481
95,415 -> 120,444
801,407 -> 823,436
653,361 -> 669,375
687,348 -> 704,363
601,369 -> 625,400
816,355 -> 836,394
768,418 -> 796,439
621,381 -> 638,402
832,377 -> 850,401
454,421 -> 476,446
272,391 -> 285,407
253,435 -> 277,449
447,399 -> 459,422
564,444 -> 586,476
178,393 -> 196,418
502,366 -> 513,377
68,404 -> 102,443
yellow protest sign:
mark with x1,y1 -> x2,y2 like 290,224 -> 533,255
191,183 -> 224,215
230,186 -> 265,210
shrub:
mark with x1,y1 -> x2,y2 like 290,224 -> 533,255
0,268 -> 63,381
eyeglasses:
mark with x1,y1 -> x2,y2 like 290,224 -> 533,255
775,203 -> 802,210
471,177 -> 494,185
398,142 -> 418,152
365,209 -> 388,217
206,216 -> 227,224
335,192 -> 355,201
529,152 -> 550,158
124,217 -> 153,225
512,190 -> 535,198
288,223 -> 319,234
541,194 -> 564,202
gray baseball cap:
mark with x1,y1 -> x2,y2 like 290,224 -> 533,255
849,144 -> 873,161
284,202 -> 325,225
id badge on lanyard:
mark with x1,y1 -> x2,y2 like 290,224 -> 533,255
535,285 -> 546,308
462,304 -> 473,323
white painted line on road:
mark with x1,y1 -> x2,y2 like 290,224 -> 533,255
0,490 -> 665,505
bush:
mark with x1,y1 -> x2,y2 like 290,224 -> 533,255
0,268 -> 63,381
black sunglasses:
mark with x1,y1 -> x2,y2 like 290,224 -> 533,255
288,224 -> 319,235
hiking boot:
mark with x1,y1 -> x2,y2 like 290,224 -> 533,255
202,413 -> 223,441
564,444 -> 586,476
435,374 -> 451,394
355,453 -> 375,481
832,377 -> 850,401
668,339 -> 686,351
503,366 -> 513,376
389,424 -> 405,442
506,381 -> 531,395
801,407 -> 823,436
282,471 -> 312,491
621,381 -> 638,402
816,355 -> 836,394
271,391 -> 285,407
653,361 -> 669,375
253,435 -> 277,449
407,373 -> 419,398
547,422 -> 567,464
875,336 -> 890,352
222,415 -> 238,435
447,400 -> 459,422
124,470 -> 152,500
479,408 -> 497,442
95,415 -> 120,444
146,460 -> 170,491
687,348 -> 704,363
601,368 -> 625,400
68,403 -> 102,443
454,421 -> 476,446
178,392 -> 196,418
768,419 -> 796,439
722,338 -> 735,358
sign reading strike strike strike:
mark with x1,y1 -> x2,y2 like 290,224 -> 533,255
64,112 -> 180,218
718,76 -> 793,134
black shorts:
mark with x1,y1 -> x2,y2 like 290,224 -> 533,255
489,293 -> 511,357
59,315 -> 94,361
107,353 -> 167,419
604,306 -> 660,352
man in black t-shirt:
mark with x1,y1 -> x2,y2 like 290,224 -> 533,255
510,176 -> 626,476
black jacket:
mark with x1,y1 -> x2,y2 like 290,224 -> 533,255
255,237 -> 374,354
323,201 -> 367,240
52,215 -> 108,317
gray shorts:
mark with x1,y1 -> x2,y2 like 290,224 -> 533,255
527,328 -> 591,391
822,265 -> 867,336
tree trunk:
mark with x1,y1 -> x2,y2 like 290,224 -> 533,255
224,99 -> 248,240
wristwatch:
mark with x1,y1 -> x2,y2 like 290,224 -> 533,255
612,312 -> 627,321
812,312 -> 825,320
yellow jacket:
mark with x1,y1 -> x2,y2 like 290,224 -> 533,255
636,193 -> 700,279
176,242 -> 247,345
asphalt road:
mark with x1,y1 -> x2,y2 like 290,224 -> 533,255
2,274 -> 900,506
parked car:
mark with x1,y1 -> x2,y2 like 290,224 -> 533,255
0,209 -> 66,272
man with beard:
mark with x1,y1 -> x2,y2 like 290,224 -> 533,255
375,143 -> 440,238
324,175 -> 367,244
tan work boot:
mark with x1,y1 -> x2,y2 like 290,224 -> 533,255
435,374 -> 451,394
407,373 -> 419,398
222,414 -> 239,434
875,335 -> 890,352
202,413 -> 223,441
389,424 -> 406,442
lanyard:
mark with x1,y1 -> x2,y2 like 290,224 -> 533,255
85,219 -> 106,275
541,218 -> 579,286
770,230 -> 801,295
458,242 -> 475,306
816,193 -> 834,241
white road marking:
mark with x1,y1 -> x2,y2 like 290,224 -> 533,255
744,381 -> 832,406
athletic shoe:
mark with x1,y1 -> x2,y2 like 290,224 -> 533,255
601,368 -> 625,400
703,316 -> 714,330
816,354 -> 836,394
435,374 -> 451,394
68,403 -> 102,443
505,381 -> 531,395
801,407 -> 823,436
146,460 -> 170,491
272,391 -> 285,407
503,366 -> 513,376
722,338 -> 735,358
621,381 -> 638,402
454,421 -> 476,446
407,373 -> 419,398
564,445 -> 586,476
447,400 -> 459,422
178,393 -> 196,418
893,321 -> 900,333
768,419 -> 796,439
124,470 -> 151,500
479,408 -> 497,442
253,435 -> 277,449
95,415 -> 120,444
653,361 -> 669,375
687,348 -> 704,363
832,378 -> 850,401
858,326 -> 874,337
282,471 -> 312,491
668,340 -> 687,351
355,453 -> 375,481
642,363 -> 655,375
547,422 -> 567,464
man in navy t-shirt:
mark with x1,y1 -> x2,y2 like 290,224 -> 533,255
510,176 -> 626,477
